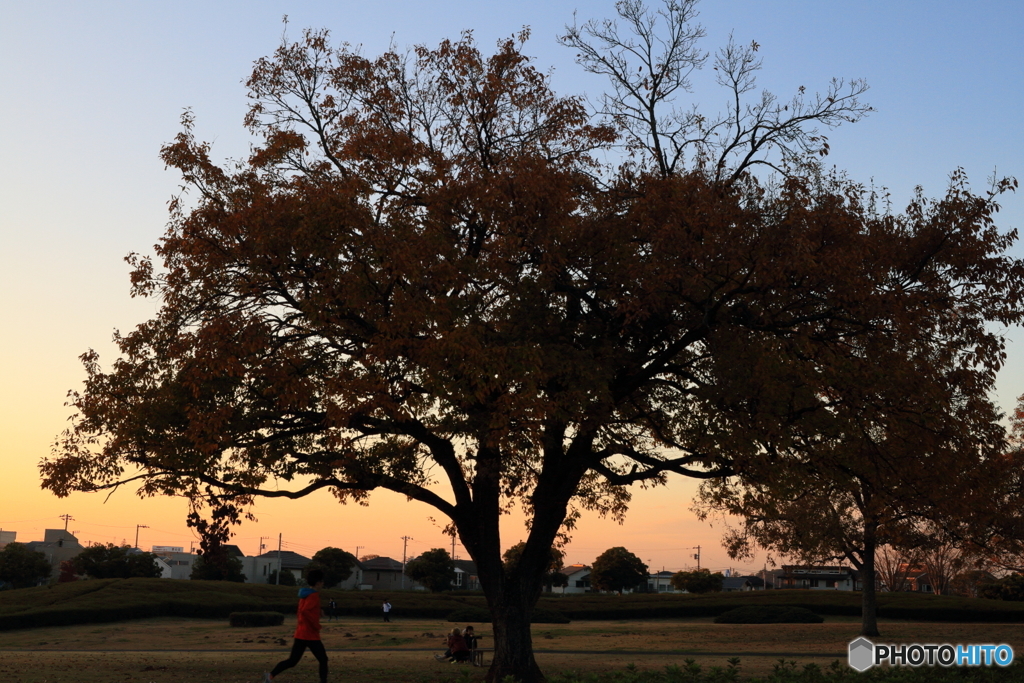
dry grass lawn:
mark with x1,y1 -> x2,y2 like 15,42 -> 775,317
2,616 -> 1022,682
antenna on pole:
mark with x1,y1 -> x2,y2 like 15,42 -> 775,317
401,536 -> 413,589
135,524 -> 149,549
277,533 -> 283,585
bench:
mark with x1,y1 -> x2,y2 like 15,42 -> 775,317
471,647 -> 493,667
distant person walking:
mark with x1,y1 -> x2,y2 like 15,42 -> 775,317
327,597 -> 337,621
264,569 -> 328,683
383,599 -> 392,622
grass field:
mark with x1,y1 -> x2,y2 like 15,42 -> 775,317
5,582 -> 1024,681
2,614 -> 1024,682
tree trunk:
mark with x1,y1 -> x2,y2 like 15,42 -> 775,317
486,590 -> 544,683
860,523 -> 880,637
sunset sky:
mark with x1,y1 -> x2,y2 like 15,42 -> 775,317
2,0 -> 1022,576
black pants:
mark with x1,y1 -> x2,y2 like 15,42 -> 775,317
271,638 -> 328,683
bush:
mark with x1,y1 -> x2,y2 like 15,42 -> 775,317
229,611 -> 285,627
714,605 -> 823,624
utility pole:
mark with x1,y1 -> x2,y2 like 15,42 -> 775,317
135,524 -> 149,549
451,534 -> 456,561
401,536 -> 413,590
259,536 -> 268,556
354,546 -> 363,562
276,533 -> 283,585
59,513 -> 74,531
692,546 -> 701,571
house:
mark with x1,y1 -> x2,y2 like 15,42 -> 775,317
774,565 -> 856,590
452,559 -> 480,591
647,570 -> 679,593
554,564 -> 591,594
151,550 -> 197,580
722,576 -> 756,592
23,529 -> 86,581
358,556 -> 425,591
246,550 -> 313,584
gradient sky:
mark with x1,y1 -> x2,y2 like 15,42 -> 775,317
2,0 -> 1022,575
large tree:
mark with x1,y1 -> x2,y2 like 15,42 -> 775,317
41,2 -> 1023,681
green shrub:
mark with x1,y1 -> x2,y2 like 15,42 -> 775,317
229,611 -> 285,627
714,605 -> 823,624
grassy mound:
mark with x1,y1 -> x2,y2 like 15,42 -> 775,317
713,605 -> 823,623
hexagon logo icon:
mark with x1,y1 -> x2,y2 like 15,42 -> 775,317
848,637 -> 875,672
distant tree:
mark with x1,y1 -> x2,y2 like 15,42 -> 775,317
307,547 -> 356,587
979,573 -> 1024,601
920,532 -> 966,596
503,542 -> 566,592
360,555 -> 380,562
876,544 -> 920,593
71,543 -> 162,579
589,547 -> 648,594
950,570 -> 995,599
267,568 -> 297,586
57,560 -> 79,583
405,548 -> 456,593
190,552 -> 246,582
670,568 -> 724,594
0,543 -> 52,589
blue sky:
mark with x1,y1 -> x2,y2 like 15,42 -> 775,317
1,0 -> 1022,571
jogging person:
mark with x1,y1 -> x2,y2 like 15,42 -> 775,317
264,569 -> 328,683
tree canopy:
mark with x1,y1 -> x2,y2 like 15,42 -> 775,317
308,547 -> 357,587
0,543 -> 52,589
71,544 -> 163,580
40,1 -> 1023,680
405,548 -> 457,593
589,546 -> 648,593
670,568 -> 723,594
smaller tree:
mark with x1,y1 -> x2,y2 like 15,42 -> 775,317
404,548 -> 455,593
589,547 -> 648,594
979,573 -> 1024,601
190,553 -> 246,582
671,569 -> 724,594
503,542 -> 567,592
57,560 -> 79,583
307,547 -> 356,588
71,544 -> 162,579
0,543 -> 52,588
267,568 -> 297,586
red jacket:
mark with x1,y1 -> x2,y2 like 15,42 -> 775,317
294,587 -> 322,640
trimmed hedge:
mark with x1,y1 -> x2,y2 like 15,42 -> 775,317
229,611 -> 285,627
5,578 -> 1024,631
713,605 -> 823,624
